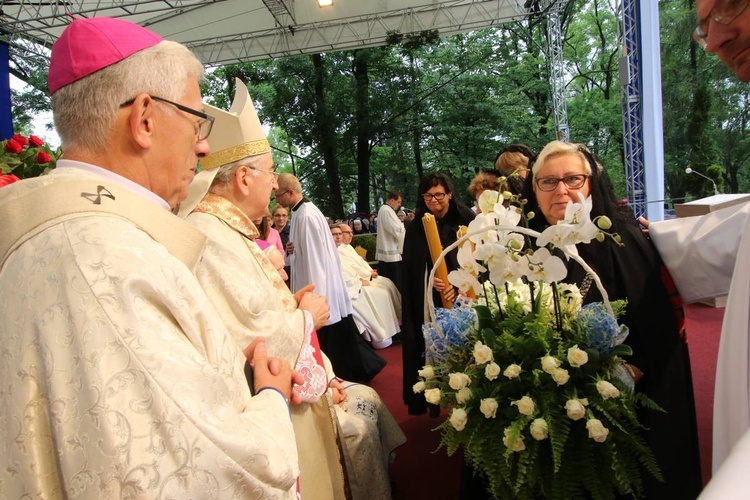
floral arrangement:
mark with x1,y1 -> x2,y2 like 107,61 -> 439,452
415,189 -> 662,499
1,133 -> 60,179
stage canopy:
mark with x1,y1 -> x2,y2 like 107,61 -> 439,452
1,0 -> 529,66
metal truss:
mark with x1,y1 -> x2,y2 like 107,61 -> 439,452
544,0 -> 569,142
619,0 -> 646,217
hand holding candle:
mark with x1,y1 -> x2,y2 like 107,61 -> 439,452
422,213 -> 453,308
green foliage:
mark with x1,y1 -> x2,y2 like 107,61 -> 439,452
351,233 -> 376,261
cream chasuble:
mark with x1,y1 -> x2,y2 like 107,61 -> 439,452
186,194 -> 406,500
0,169 -> 298,499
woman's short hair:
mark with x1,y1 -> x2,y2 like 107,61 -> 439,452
531,141 -> 592,179
468,171 -> 502,197
52,40 -> 204,154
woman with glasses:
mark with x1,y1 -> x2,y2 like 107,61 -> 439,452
522,141 -> 703,499
401,173 -> 476,416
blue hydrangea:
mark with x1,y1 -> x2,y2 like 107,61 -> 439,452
423,301 -> 477,366
576,302 -> 629,355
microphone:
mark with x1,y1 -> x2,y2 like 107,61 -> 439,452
685,167 -> 719,196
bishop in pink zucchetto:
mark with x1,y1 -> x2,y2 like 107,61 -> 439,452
0,15 -> 305,499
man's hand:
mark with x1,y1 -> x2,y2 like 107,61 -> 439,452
637,216 -> 650,236
329,379 -> 348,407
244,338 -> 304,405
360,278 -> 370,287
286,241 -> 295,255
297,287 -> 330,330
371,270 -> 378,279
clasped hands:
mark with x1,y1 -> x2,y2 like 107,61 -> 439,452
244,337 -> 304,405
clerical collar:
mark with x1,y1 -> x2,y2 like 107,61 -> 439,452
292,197 -> 309,212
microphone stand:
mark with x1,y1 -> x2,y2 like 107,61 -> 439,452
685,167 -> 720,196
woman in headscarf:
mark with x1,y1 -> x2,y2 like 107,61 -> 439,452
522,140 -> 702,500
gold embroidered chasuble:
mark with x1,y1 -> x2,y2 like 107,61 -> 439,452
188,193 -> 349,500
0,169 -> 299,499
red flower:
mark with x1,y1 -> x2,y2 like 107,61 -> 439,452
0,174 -> 21,188
4,139 -> 23,154
36,151 -> 52,164
11,134 -> 28,146
28,135 -> 44,147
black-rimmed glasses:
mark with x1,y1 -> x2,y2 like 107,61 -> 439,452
535,174 -> 590,192
692,0 -> 749,49
120,95 -> 215,141
422,192 -> 448,201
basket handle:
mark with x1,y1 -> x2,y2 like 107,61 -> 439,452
425,223 -> 612,325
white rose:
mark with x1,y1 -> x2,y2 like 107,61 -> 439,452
512,395 -> 535,416
424,388 -> 442,405
596,380 -> 621,399
418,365 -> 436,379
450,408 -> 468,431
503,363 -> 522,379
479,398 -> 499,419
456,387 -> 473,404
565,398 -> 588,421
473,341 -> 494,364
541,355 -> 560,374
530,418 -> 549,441
502,427 -> 526,452
567,345 -> 589,368
551,367 -> 570,386
412,381 -> 426,393
448,372 -> 472,390
586,418 -> 610,443
485,362 -> 501,381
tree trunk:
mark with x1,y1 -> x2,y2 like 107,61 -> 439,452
312,53 -> 345,218
353,50 -> 372,215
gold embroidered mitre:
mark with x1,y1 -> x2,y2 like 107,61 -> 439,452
201,78 -> 270,170
177,78 -> 270,218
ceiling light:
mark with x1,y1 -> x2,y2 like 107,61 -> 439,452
318,0 -> 333,6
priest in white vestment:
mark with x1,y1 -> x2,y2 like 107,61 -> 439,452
0,18 -> 300,499
178,80 -> 405,500
276,173 -> 387,383
334,223 -> 401,349
646,202 -> 750,484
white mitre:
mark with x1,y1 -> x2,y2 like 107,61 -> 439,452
177,78 -> 269,218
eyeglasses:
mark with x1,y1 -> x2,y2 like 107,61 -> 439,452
331,232 -> 343,237
120,95 -> 215,141
274,190 -> 290,199
422,192 -> 448,201
535,174 -> 590,192
693,0 -> 749,49
246,165 -> 279,180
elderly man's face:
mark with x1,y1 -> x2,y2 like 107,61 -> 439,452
339,224 -> 353,245
245,153 -> 278,220
696,0 -> 750,81
153,78 -> 210,207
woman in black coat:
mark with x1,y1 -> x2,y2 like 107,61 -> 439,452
522,141 -> 702,500
401,173 -> 476,416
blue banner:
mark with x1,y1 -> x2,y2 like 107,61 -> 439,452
0,42 -> 13,140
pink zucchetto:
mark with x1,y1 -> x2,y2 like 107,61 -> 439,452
48,17 -> 163,95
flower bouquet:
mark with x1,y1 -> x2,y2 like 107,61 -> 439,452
415,190 -> 662,499
1,133 -> 59,178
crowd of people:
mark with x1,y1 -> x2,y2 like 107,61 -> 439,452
1,1 -> 748,497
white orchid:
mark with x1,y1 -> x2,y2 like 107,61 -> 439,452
520,247 -> 567,284
477,189 -> 504,216
537,193 -> 599,250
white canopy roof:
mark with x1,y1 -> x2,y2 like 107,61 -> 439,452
1,0 -> 529,66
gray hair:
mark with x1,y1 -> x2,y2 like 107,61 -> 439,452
52,40 -> 204,154
210,154 -> 268,187
532,140 -> 592,179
